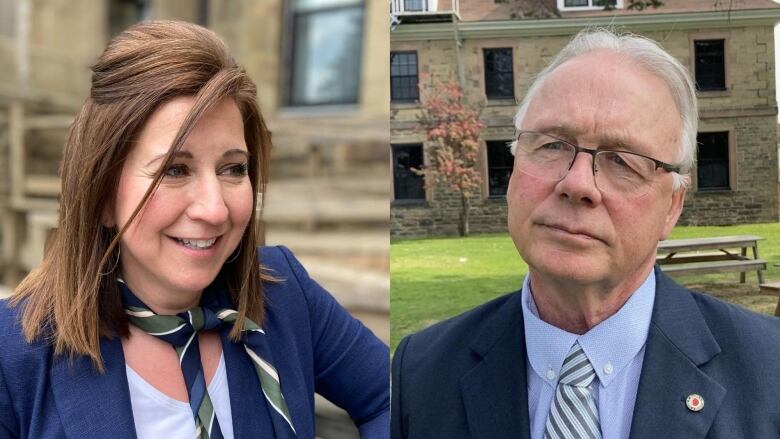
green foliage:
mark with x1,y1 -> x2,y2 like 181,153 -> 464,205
625,0 -> 664,11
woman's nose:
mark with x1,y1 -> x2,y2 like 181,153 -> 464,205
186,175 -> 229,225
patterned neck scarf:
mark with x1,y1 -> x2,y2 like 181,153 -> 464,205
118,279 -> 296,439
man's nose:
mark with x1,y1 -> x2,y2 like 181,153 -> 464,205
187,175 -> 229,224
555,151 -> 603,205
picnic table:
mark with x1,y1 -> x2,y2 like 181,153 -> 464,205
656,235 -> 766,285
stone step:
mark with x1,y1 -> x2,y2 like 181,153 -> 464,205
264,230 -> 388,257
295,255 -> 388,314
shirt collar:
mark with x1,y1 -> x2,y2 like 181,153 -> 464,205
521,270 -> 655,388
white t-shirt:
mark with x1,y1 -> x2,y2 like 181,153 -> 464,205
126,353 -> 234,439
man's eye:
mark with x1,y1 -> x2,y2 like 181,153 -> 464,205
164,164 -> 188,178
223,163 -> 248,177
539,141 -> 567,151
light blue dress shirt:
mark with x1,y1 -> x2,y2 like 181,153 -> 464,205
521,270 -> 656,439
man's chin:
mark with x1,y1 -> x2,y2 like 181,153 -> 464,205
525,253 -> 609,286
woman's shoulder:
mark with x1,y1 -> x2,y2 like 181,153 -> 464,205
257,245 -> 315,300
0,299 -> 51,376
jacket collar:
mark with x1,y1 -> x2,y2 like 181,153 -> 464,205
50,298 -> 278,438
457,267 -> 726,439
460,292 -> 531,439
49,336 -> 138,439
629,267 -> 725,439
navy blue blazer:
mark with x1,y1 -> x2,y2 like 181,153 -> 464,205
0,245 -> 389,438
391,267 -> 780,438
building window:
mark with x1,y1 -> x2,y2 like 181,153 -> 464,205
483,48 -> 514,100
392,144 -> 425,200
391,51 -> 419,102
697,131 -> 730,191
404,0 -> 424,11
694,39 -> 726,91
486,140 -> 514,197
560,0 -> 618,8
109,0 -> 150,37
288,0 -> 364,106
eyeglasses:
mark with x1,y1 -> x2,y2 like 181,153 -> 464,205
514,131 -> 680,198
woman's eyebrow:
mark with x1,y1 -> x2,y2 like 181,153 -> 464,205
223,149 -> 249,160
145,150 -> 193,167
144,148 -> 247,168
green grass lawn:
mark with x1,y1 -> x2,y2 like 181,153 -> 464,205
390,223 -> 780,351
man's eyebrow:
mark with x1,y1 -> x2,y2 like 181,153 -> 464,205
535,124 -> 643,152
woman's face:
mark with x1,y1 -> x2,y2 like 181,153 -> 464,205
109,96 -> 253,308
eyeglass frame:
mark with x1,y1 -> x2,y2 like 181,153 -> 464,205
514,130 -> 682,180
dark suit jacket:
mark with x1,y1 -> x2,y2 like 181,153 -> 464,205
391,267 -> 780,438
0,246 -> 389,439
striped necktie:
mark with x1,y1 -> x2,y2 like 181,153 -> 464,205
118,280 -> 296,439
543,342 -> 602,439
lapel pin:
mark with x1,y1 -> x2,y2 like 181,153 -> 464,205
686,394 -> 704,412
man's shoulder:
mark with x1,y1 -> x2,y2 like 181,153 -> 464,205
398,291 -> 521,364
688,288 -> 780,346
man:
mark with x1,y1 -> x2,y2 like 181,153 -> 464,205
391,30 -> 780,438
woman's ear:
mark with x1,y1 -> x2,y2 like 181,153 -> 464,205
101,205 -> 115,228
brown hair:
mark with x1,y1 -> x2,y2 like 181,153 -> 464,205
11,20 -> 272,370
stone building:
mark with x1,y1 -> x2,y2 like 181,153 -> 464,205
0,1 -> 387,436
390,0 -> 780,237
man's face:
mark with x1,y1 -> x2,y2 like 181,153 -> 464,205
507,51 -> 686,290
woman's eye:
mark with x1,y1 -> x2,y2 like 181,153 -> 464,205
223,163 -> 248,177
164,164 -> 188,178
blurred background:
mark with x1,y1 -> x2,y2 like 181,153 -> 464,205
0,0 -> 388,437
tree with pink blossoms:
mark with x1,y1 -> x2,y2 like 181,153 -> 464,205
417,81 -> 485,236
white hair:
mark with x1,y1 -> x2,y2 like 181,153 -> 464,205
512,29 -> 697,191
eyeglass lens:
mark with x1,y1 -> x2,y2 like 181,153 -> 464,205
514,132 -> 657,197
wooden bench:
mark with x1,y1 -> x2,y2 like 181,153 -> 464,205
657,235 -> 765,286
660,259 -> 767,276
757,282 -> 780,317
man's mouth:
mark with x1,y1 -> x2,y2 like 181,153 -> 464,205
542,224 -> 603,242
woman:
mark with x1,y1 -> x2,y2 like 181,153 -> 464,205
0,21 -> 388,438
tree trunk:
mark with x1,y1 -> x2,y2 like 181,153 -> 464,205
460,193 -> 470,237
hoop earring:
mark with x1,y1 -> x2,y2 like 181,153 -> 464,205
100,245 -> 121,276
225,242 -> 242,264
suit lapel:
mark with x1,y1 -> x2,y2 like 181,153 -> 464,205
50,336 -> 137,439
629,269 -> 726,439
460,292 -> 531,439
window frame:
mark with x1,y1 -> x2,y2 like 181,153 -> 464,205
391,143 -> 427,202
689,32 -> 731,97
557,0 -> 622,11
693,128 -> 736,193
482,48 -> 515,102
484,139 -> 514,198
281,0 -> 366,108
391,51 -> 420,103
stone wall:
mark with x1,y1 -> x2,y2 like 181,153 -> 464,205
391,23 -> 780,237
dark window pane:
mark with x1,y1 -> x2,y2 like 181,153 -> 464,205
484,48 -> 514,100
393,144 -> 425,200
593,0 -> 617,5
487,140 -> 514,197
404,0 -> 424,11
109,0 -> 149,37
697,131 -> 730,190
290,2 -> 364,106
391,51 -> 419,102
694,40 -> 726,91
564,0 -> 589,6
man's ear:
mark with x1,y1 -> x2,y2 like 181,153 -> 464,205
659,186 -> 686,241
